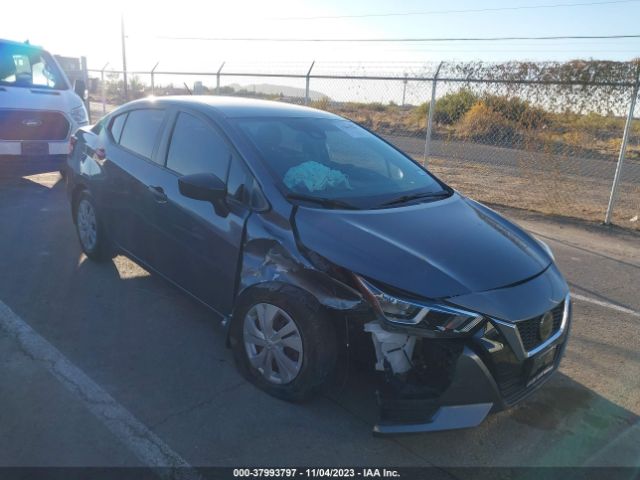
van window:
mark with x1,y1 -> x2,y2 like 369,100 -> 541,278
166,112 -> 230,179
0,43 -> 65,90
119,109 -> 165,161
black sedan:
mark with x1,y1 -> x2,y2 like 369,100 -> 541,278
66,96 -> 571,434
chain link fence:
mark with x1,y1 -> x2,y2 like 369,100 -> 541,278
86,60 -> 640,231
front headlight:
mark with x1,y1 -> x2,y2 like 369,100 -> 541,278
70,105 -> 88,125
355,276 -> 484,336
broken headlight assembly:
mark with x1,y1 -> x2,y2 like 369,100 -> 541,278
355,276 -> 484,337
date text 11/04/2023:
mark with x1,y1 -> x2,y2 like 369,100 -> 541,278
232,468 -> 401,478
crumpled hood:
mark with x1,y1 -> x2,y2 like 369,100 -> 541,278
294,194 -> 552,299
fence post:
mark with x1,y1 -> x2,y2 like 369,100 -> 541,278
100,62 -> 109,115
216,62 -> 225,94
604,66 -> 640,225
150,62 -> 159,95
305,61 -> 315,106
424,61 -> 443,165
401,73 -> 408,106
80,56 -> 90,123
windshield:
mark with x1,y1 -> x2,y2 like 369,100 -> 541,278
0,42 -> 67,90
233,117 -> 450,209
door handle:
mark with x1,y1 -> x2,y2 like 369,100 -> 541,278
147,185 -> 168,203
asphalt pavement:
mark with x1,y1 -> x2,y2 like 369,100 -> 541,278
0,158 -> 638,473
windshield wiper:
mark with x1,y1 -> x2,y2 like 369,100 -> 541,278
379,190 -> 451,207
285,193 -> 358,210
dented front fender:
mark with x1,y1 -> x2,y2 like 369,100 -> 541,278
236,212 -> 366,317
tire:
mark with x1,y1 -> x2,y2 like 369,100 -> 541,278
73,190 -> 112,262
230,284 -> 338,402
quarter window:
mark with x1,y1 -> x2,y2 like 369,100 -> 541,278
109,113 -> 127,142
119,109 -> 165,161
226,156 -> 252,204
166,112 -> 230,178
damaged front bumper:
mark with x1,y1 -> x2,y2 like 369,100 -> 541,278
368,282 -> 571,435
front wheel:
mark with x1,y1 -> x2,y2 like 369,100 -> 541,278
230,284 -> 337,402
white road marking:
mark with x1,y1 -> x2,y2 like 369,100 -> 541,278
572,293 -> 640,318
0,300 -> 202,480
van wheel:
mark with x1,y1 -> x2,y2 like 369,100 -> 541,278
230,284 -> 337,402
74,191 -> 112,262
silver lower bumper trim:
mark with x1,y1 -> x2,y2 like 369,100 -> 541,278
373,402 -> 493,436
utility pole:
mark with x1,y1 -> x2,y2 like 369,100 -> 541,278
121,13 -> 129,102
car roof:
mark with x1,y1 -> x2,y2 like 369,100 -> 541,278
123,96 -> 341,120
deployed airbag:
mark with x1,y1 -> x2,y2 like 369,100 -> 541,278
284,161 -> 351,192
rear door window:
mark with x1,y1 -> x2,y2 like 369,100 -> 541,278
119,109 -> 165,161
166,112 -> 230,179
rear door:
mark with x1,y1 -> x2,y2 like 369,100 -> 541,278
100,108 -> 168,265
142,110 -> 252,314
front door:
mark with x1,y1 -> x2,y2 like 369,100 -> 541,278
143,111 -> 249,315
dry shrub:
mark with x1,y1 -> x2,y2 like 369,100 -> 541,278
456,102 -> 519,143
482,95 -> 549,129
311,97 -> 331,111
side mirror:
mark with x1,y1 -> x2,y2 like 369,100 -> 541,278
178,173 -> 226,203
74,79 -> 87,100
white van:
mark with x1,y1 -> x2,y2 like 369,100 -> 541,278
0,39 -> 89,157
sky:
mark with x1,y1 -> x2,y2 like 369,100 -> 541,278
2,0 -> 639,106
1,0 -> 638,73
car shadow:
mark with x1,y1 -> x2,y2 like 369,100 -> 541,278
0,156 -> 65,202
0,154 -> 65,178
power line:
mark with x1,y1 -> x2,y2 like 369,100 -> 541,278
158,34 -> 640,43
267,0 -> 640,20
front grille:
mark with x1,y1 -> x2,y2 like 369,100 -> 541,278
478,308 -> 567,406
487,342 -> 561,405
516,301 -> 564,352
0,110 -> 70,141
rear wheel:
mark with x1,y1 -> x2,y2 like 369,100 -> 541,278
230,284 -> 337,402
74,191 -> 112,262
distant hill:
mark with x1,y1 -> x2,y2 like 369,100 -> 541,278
227,83 -> 329,101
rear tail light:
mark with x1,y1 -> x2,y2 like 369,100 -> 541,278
68,136 -> 77,154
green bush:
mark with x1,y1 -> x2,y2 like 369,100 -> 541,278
417,90 -> 548,130
434,89 -> 479,125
